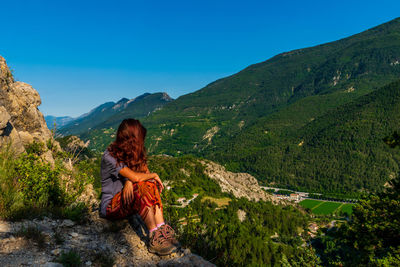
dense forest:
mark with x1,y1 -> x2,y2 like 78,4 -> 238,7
210,79 -> 400,195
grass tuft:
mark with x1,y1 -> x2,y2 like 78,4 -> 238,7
57,250 -> 82,267
15,225 -> 46,248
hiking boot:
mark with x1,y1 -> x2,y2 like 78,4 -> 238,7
148,228 -> 176,256
160,224 -> 181,248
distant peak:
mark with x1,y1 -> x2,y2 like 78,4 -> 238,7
116,98 -> 129,104
113,98 -> 129,110
125,93 -> 150,105
162,92 -> 173,101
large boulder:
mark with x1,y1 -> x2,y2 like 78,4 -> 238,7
6,81 -> 52,146
0,55 -> 58,160
0,106 -> 24,154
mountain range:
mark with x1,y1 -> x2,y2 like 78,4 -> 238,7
55,17 -> 400,195
46,92 -> 173,135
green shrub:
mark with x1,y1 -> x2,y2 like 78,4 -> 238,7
25,141 -> 45,155
15,153 -> 63,207
0,145 -> 23,219
54,230 -> 65,245
0,141 -> 93,220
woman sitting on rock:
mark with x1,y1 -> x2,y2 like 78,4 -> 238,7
99,118 -> 179,256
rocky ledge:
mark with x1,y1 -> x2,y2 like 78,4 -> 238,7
0,212 -> 214,267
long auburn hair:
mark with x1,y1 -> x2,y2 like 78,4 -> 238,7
108,119 -> 147,172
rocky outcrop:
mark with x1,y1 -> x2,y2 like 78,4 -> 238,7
202,160 -> 279,203
0,214 -> 214,267
0,56 -> 57,161
0,106 -> 24,154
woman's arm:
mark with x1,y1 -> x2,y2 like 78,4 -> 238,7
119,167 -> 157,183
119,167 -> 164,192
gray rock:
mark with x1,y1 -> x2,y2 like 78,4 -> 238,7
183,248 -> 191,255
51,248 -> 61,256
70,232 -> 79,238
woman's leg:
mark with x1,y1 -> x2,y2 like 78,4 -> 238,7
154,205 -> 165,226
141,206 -> 157,231
134,181 -> 165,233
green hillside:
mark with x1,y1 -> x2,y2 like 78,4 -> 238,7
143,17 -> 400,156
212,79 -> 400,194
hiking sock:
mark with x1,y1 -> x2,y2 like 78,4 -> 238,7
156,222 -> 165,229
149,227 -> 158,234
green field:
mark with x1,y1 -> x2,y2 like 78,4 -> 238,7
299,199 -> 323,209
312,202 -> 342,215
300,199 -> 355,215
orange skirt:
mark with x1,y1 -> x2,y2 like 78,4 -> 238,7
106,180 -> 163,221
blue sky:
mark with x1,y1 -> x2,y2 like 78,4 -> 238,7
1,0 -> 399,117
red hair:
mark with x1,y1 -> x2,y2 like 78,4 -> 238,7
108,119 -> 147,172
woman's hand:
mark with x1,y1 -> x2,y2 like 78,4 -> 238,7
123,180 -> 134,204
152,173 -> 164,193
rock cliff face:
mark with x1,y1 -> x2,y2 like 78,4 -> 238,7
202,160 -> 279,203
0,56 -> 55,160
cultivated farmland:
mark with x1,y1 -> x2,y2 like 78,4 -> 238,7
300,199 -> 354,215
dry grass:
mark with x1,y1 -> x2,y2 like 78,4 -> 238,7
201,196 -> 231,207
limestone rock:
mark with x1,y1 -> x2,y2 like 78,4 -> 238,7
6,81 -> 52,146
0,55 -> 59,160
0,106 -> 10,129
0,106 -> 24,154
202,160 -> 278,203
237,209 -> 247,222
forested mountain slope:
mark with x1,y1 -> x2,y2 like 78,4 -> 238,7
143,17 -> 400,155
211,79 -> 400,194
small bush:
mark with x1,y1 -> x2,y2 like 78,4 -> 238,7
54,230 -> 64,245
0,139 -> 98,221
57,250 -> 81,267
15,153 -> 63,207
25,142 -> 45,155
0,145 -> 22,219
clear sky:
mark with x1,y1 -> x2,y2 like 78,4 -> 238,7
1,0 -> 399,117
